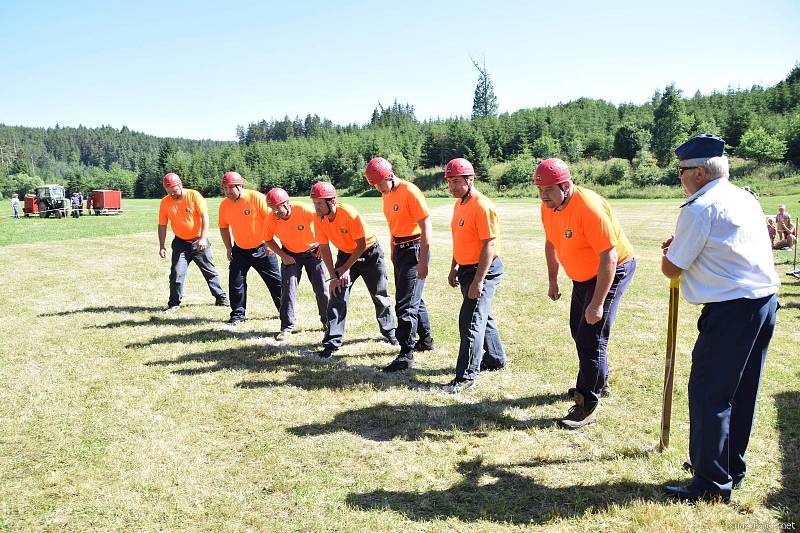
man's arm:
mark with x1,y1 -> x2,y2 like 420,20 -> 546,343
219,227 -> 234,261
335,237 -> 366,277
197,212 -> 209,251
448,257 -> 459,287
158,224 -> 168,258
467,238 -> 496,299
585,246 -> 618,325
660,235 -> 683,279
265,238 -> 295,264
416,216 -> 432,279
544,240 -> 561,301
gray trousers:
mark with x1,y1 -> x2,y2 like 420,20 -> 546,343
279,248 -> 330,331
322,242 -> 395,350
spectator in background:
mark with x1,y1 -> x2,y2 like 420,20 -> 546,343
78,191 -> 84,214
86,193 -> 93,214
71,192 -> 81,218
766,217 -> 776,247
775,204 -> 795,249
11,193 -> 21,219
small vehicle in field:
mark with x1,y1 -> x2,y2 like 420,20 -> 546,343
34,185 -> 69,218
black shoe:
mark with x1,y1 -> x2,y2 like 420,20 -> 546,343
383,334 -> 399,346
415,338 -> 435,351
318,347 -> 338,359
567,382 -> 611,401
164,305 -> 180,314
480,361 -> 506,372
226,317 -> 245,326
663,484 -> 730,504
215,297 -> 230,306
442,377 -> 476,394
382,356 -> 414,373
558,404 -> 597,429
682,460 -> 743,489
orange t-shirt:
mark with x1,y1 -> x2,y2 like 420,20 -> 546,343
263,202 -> 318,254
158,188 -> 207,241
218,189 -> 269,249
540,185 -> 633,282
382,180 -> 429,239
451,191 -> 501,265
316,202 -> 376,254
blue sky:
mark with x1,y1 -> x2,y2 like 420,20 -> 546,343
1,0 -> 798,141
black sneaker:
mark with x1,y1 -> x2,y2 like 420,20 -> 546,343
226,317 -> 245,326
215,297 -> 230,306
442,377 -> 476,394
415,338 -> 435,351
383,334 -> 399,346
382,356 -> 414,373
558,404 -> 597,429
318,347 -> 337,359
480,360 -> 506,372
164,305 -> 180,314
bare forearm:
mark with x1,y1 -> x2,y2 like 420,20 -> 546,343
545,241 -> 560,281
474,239 -> 496,283
590,248 -> 617,307
158,225 -> 167,248
200,213 -> 209,240
338,239 -> 366,273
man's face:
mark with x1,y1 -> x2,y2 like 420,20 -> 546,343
272,201 -> 291,220
536,183 -> 568,209
678,164 -> 704,196
374,178 -> 393,195
446,175 -> 472,198
223,184 -> 241,201
164,184 -> 182,200
312,197 -> 333,217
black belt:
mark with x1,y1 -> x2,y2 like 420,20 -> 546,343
394,235 -> 420,248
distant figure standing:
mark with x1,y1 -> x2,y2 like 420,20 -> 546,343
71,192 -> 81,218
11,193 -> 21,219
78,191 -> 84,214
86,193 -> 93,214
766,217 -> 776,246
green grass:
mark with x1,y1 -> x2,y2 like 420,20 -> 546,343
1,195 -> 798,530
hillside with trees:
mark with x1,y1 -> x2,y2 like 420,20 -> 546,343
2,65 -> 799,199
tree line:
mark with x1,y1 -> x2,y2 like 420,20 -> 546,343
1,65 -> 799,199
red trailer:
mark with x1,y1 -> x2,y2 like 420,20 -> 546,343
91,189 -> 123,215
23,194 -> 40,216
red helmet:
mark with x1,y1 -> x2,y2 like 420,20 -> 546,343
444,158 -> 475,178
310,181 -> 336,199
364,157 -> 393,185
266,187 -> 289,207
534,158 -> 571,186
163,172 -> 182,188
222,171 -> 244,186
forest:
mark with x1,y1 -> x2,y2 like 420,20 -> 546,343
1,65 -> 798,199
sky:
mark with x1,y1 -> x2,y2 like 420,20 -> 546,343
1,0 -> 798,141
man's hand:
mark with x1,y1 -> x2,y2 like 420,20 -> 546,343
468,278 -> 484,299
585,303 -> 603,325
448,267 -> 459,288
226,248 -> 233,261
416,261 -> 428,280
159,247 -> 167,259
548,280 -> 561,301
661,235 -> 674,255
334,267 -> 351,289
196,237 -> 207,252
281,252 -> 296,265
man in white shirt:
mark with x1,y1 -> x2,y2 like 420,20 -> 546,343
10,193 -> 21,219
660,134 -> 780,504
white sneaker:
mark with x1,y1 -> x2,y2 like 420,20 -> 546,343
275,330 -> 291,341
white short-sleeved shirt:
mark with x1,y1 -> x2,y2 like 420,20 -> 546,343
666,177 -> 779,304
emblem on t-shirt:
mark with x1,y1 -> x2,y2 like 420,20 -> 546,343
244,209 -> 251,216
297,224 -> 304,231
392,203 -> 399,212
340,228 -> 349,234
458,218 -> 465,227
565,228 -> 572,238
185,207 -> 191,213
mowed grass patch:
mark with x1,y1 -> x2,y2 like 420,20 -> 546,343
1,195 -> 798,530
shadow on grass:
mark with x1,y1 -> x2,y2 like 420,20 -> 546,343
41,305 -> 165,316
145,344 -> 323,375
766,391 -> 800,523
346,457 -> 669,524
125,328 -> 283,348
287,393 -> 565,441
94,316 -> 218,329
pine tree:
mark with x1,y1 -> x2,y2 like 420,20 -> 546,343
651,85 -> 689,166
471,58 -> 498,119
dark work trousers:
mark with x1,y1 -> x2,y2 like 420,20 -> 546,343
455,257 -> 506,381
393,240 -> 432,358
688,293 -> 777,495
322,242 -> 395,350
229,243 -> 282,320
168,237 -> 226,307
279,248 -> 330,332
569,257 -> 636,409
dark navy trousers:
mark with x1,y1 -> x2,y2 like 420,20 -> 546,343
455,257 -> 506,381
393,240 -> 432,358
569,258 -> 636,408
168,237 -> 226,307
229,243 -> 282,320
688,293 -> 777,495
322,242 -> 395,350
279,248 -> 329,331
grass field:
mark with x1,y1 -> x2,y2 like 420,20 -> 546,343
1,193 -> 798,531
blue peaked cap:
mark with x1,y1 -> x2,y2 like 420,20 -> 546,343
674,134 -> 725,160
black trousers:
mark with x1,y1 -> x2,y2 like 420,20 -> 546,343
229,244 -> 282,320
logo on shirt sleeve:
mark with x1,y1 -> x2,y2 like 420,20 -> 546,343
565,228 -> 572,239
392,203 -> 400,212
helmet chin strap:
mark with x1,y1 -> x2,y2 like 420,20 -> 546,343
554,183 -> 571,210
460,176 -> 473,203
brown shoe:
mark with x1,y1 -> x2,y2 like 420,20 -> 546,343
558,403 -> 597,429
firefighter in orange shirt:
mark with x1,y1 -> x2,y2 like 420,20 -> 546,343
218,171 -> 282,326
364,157 -> 434,372
535,158 -> 636,429
441,158 -> 506,394
157,172 -> 228,313
311,181 -> 397,359
263,187 -> 329,341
